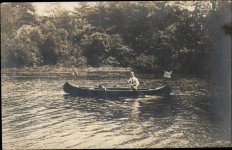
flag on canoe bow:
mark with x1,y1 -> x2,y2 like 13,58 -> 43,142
164,70 -> 172,78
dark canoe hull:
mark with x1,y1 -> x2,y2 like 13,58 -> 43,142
63,82 -> 171,98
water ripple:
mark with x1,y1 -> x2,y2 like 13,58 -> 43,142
2,75 -> 231,148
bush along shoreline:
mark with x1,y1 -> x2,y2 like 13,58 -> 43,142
1,2 -> 231,78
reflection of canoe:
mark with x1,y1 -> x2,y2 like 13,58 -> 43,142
63,82 -> 171,98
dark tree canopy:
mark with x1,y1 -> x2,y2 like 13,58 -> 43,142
1,1 -> 231,77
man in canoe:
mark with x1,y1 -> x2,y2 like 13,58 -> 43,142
127,71 -> 140,91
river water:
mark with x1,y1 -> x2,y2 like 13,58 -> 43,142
2,72 -> 231,149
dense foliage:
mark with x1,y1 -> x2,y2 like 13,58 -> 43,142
1,1 -> 231,76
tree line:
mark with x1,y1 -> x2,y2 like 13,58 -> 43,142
1,1 -> 231,76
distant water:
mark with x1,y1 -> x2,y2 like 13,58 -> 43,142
2,72 -> 231,149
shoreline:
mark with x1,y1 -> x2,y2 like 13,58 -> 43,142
1,66 -> 221,82
1,66 -> 228,89
1,66 -> 132,77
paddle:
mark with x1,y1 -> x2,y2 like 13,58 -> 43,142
137,90 -> 145,98
130,84 -> 145,98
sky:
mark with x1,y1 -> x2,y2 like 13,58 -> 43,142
32,2 -> 81,16
32,2 -> 196,16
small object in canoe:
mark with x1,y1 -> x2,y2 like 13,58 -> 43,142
63,82 -> 171,98
72,68 -> 78,76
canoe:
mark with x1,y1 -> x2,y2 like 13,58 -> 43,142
63,82 -> 171,98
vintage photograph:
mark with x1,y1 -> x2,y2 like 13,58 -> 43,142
1,1 -> 231,149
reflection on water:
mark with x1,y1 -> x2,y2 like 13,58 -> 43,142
2,73 -> 231,149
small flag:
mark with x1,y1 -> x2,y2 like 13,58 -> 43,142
164,70 -> 172,78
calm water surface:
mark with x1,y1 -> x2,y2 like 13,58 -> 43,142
2,72 -> 231,149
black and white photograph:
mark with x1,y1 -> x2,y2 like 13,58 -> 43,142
1,1 -> 231,149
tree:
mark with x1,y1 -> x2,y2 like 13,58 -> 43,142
1,3 -> 36,36
1,3 -> 39,67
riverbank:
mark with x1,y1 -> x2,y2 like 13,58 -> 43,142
1,66 -> 229,86
0,66 -> 197,79
1,66 -> 132,77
